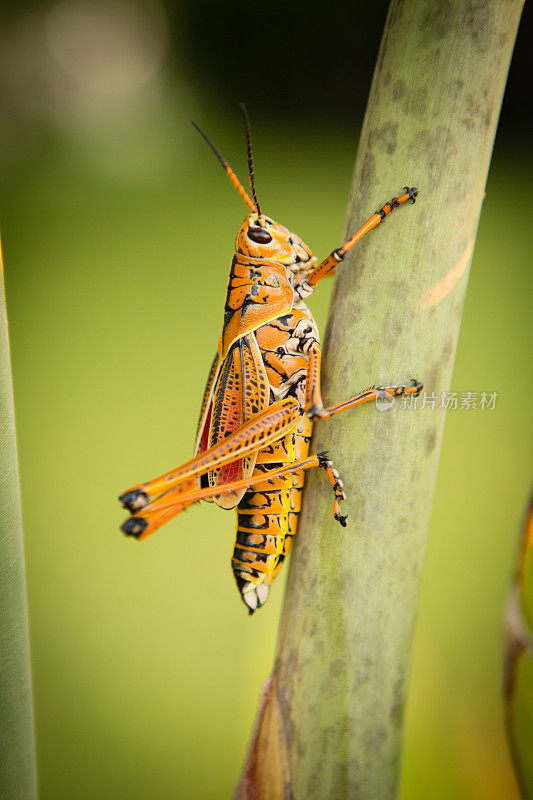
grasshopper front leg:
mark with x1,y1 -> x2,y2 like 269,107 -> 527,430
296,187 -> 418,298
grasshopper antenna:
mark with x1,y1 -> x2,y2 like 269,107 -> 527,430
238,103 -> 262,219
190,119 -> 255,213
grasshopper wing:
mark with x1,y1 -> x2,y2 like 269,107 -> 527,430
194,352 -> 221,460
207,332 -> 270,508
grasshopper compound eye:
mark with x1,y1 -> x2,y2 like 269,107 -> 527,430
247,227 -> 272,244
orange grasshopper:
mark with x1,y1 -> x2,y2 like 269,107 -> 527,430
119,107 -> 422,614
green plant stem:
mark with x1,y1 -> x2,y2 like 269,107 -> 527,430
0,258 -> 38,798
236,1 -> 523,798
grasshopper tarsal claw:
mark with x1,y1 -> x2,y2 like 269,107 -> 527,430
335,512 -> 348,528
410,378 -> 424,397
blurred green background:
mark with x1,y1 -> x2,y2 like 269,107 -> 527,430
1,1 -> 532,798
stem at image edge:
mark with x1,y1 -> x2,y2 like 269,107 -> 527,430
0,242 -> 38,799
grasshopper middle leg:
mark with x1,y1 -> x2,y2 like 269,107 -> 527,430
304,342 -> 422,420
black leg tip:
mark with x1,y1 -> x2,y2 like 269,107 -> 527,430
316,451 -> 330,468
410,378 -> 423,397
403,186 -> 418,203
121,517 -> 148,538
119,490 -> 149,512
335,513 -> 348,527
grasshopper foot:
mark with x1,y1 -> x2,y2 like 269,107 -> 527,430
403,186 -> 418,203
410,378 -> 423,397
121,517 -> 148,538
119,489 -> 149,513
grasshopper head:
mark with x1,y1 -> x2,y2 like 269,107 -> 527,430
236,214 -> 313,268
192,109 -> 315,272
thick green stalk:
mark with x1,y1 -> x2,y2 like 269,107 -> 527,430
236,1 -> 523,798
504,492 -> 533,798
0,255 -> 38,798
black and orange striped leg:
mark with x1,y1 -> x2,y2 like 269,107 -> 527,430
297,187 -> 417,296
317,453 -> 347,526
318,379 -> 423,419
304,343 -> 324,417
119,397 -> 302,513
304,341 -> 423,420
121,451 -> 348,540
